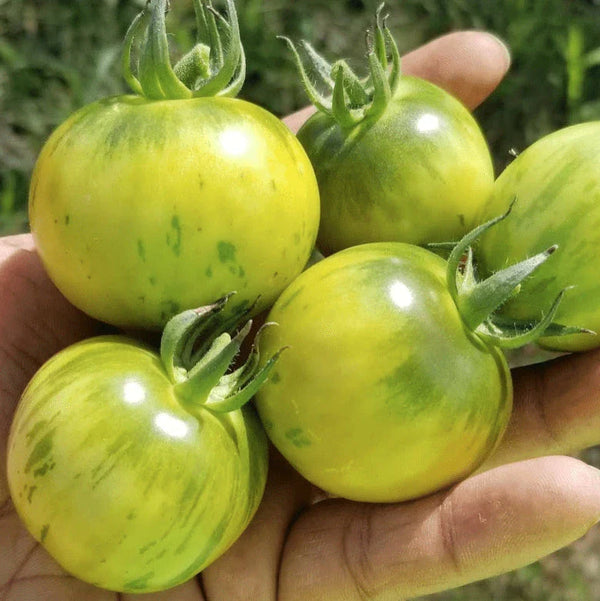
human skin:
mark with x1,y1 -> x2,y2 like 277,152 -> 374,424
2,31 -> 600,601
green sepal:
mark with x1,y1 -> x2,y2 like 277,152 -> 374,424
147,0 -> 192,99
174,321 -> 252,407
331,62 -> 364,128
300,41 -> 335,90
446,200 -> 516,301
457,245 -> 558,331
279,36 -> 332,115
160,296 -> 232,382
121,0 -> 245,100
384,15 -> 401,91
159,296 -> 281,415
121,8 -> 148,96
477,289 -> 595,349
285,2 -> 401,128
194,0 -> 223,67
205,323 -> 287,413
373,3 -> 389,70
193,0 -> 244,97
445,200 -> 590,348
364,46 -> 392,121
334,60 -> 369,108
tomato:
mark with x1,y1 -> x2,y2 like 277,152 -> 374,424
29,0 -> 319,329
30,96 -> 318,329
476,122 -> 600,352
7,301 -> 275,592
254,243 -> 513,503
286,9 -> 493,255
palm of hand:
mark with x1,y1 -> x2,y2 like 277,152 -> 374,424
3,33 -> 600,601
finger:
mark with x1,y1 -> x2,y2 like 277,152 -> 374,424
282,30 -> 510,133
0,234 -> 103,502
482,349 -> 600,469
0,235 -> 101,402
401,31 -> 510,110
278,456 -> 600,601
282,106 -> 317,135
201,449 -> 313,601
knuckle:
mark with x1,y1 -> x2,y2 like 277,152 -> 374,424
341,505 -> 377,601
438,493 -> 464,579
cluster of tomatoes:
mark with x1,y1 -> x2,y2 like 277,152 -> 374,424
6,0 -> 600,594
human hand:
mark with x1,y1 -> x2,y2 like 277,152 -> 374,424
2,31 -> 600,601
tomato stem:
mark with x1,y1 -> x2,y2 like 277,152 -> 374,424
174,44 -> 212,88
122,0 -> 245,100
175,323 -> 252,407
161,296 -> 232,382
205,328 -> 286,413
160,297 -> 281,415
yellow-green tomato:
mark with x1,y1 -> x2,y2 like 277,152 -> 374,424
476,122 -> 600,351
255,243 -> 511,503
30,95 -> 319,328
7,335 -> 267,592
298,76 -> 494,254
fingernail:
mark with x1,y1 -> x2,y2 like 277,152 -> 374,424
486,32 -> 511,70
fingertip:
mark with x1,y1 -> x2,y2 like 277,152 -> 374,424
282,106 -> 317,134
402,30 -> 511,109
532,455 -> 600,529
474,454 -> 600,526
485,32 -> 511,71
446,455 -> 600,585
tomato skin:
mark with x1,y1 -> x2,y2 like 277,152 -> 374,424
297,76 -> 494,255
29,95 -> 320,329
254,244 -> 511,503
7,336 -> 267,592
476,122 -> 600,352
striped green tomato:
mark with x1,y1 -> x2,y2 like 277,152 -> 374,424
298,75 -> 494,254
287,8 -> 493,256
29,95 -> 319,329
254,243 -> 512,503
29,0 -> 320,330
476,122 -> 600,351
7,308 -> 270,593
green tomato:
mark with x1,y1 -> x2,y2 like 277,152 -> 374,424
254,243 -> 512,503
287,10 -> 493,255
7,305 -> 271,593
476,122 -> 600,351
30,95 -> 319,329
299,76 -> 494,254
29,0 -> 320,329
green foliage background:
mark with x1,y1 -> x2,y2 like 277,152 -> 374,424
1,1 -> 600,597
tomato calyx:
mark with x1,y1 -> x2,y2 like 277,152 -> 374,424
284,3 -> 400,129
160,295 -> 283,415
122,0 -> 245,100
443,204 -> 593,349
